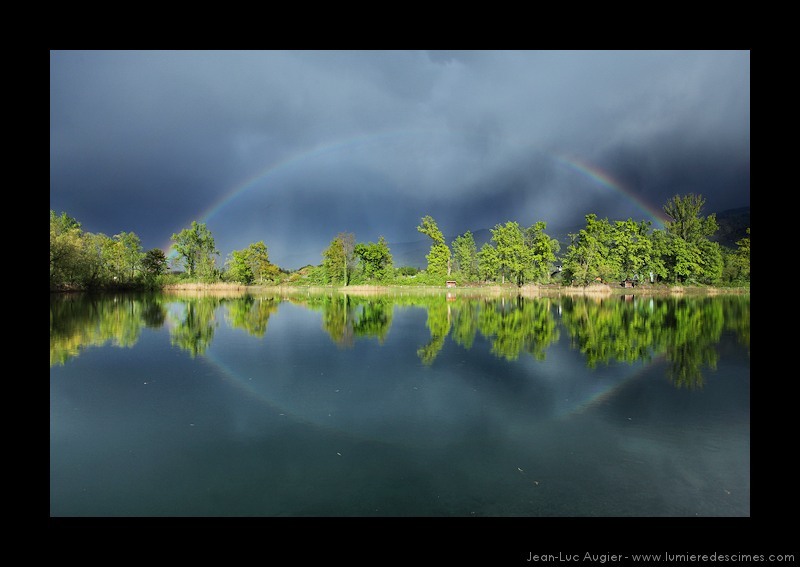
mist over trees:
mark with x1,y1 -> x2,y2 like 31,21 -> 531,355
50,193 -> 749,291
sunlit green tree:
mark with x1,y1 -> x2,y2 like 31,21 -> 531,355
561,214 -> 617,285
50,210 -> 84,288
722,228 -> 750,284
610,219 -> 653,282
478,242 -> 500,282
141,248 -> 168,280
417,215 -> 451,277
524,221 -> 560,283
171,221 -> 219,279
451,231 -> 479,281
663,193 -> 718,243
354,236 -> 394,283
114,231 -> 144,282
491,221 -> 529,285
660,194 -> 720,284
226,241 -> 279,285
322,232 -> 356,286
735,228 -> 750,277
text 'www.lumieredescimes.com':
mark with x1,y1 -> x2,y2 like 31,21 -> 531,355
525,553 -> 796,564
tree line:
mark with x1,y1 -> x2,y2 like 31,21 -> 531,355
50,193 -> 750,291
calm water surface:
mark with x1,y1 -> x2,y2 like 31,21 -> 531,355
50,290 -> 750,517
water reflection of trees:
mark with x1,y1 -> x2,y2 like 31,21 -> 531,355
51,291 -> 749,389
477,296 -> 559,361
304,294 -> 393,348
50,293 -> 166,366
168,296 -> 221,357
50,293 -> 276,364
416,297 -> 452,365
722,295 -> 750,354
557,295 -> 748,389
661,297 -> 724,389
559,296 -> 661,368
225,295 -> 279,338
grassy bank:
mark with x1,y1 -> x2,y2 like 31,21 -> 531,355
57,280 -> 748,297
199,281 -> 750,297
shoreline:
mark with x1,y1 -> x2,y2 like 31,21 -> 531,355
156,282 -> 749,297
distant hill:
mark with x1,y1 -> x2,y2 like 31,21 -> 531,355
710,206 -> 750,248
389,206 -> 750,268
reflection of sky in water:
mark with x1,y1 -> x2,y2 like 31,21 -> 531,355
50,295 -> 749,517
205,302 -> 651,447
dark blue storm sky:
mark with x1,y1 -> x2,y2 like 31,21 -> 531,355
50,50 -> 750,269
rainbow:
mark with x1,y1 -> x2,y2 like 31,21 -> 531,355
558,353 -> 666,419
161,129 -> 436,256
553,153 -> 669,226
162,137 -> 670,256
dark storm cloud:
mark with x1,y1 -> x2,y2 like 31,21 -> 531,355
50,50 -> 749,269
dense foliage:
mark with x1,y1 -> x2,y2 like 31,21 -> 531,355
50,193 -> 749,290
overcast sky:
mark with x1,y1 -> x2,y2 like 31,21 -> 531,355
50,50 -> 750,269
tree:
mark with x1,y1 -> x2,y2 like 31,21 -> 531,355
663,193 -> 718,243
397,266 -> 420,277
226,241 -> 279,284
417,215 -> 451,277
489,221 -> 559,287
648,229 -> 671,283
113,231 -> 143,282
141,249 -> 168,279
170,221 -> 218,279
490,221 -> 530,286
322,232 -> 356,286
660,194 -> 720,284
610,219 -> 653,282
451,231 -> 479,280
478,242 -> 500,282
80,232 -> 114,288
697,239 -> 724,284
734,228 -> 750,281
721,227 -> 750,285
561,214 -> 617,285
226,249 -> 254,284
524,221 -> 560,283
354,236 -> 394,282
50,210 -> 84,288
242,241 -> 278,284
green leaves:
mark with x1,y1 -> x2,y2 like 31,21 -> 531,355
452,231 -> 479,280
561,195 -> 728,285
142,249 -> 168,279
417,216 -> 451,276
171,221 -> 218,279
226,241 -> 278,285
483,221 -> 558,286
354,236 -> 394,283
322,233 -> 355,286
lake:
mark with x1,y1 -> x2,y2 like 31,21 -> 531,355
50,289 -> 750,517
